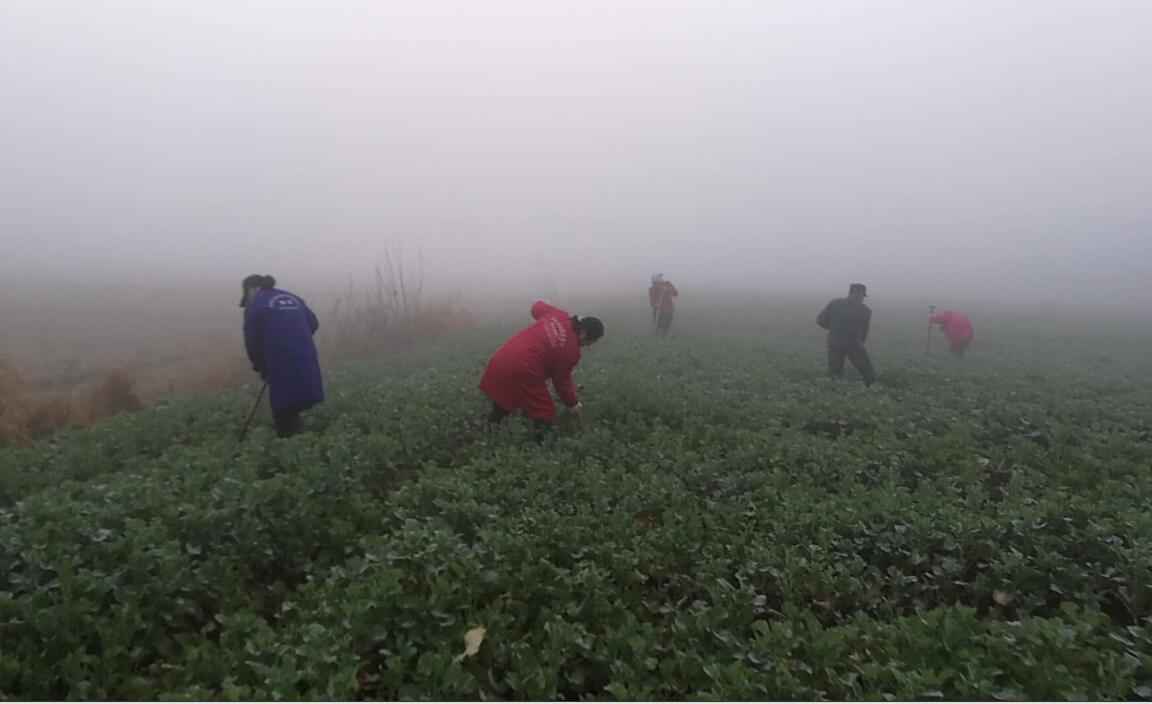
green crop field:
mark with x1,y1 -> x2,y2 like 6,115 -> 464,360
2,298 -> 1151,700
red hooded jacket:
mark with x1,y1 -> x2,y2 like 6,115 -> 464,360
478,301 -> 581,422
930,310 -> 974,348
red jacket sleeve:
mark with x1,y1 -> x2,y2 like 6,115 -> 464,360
551,361 -> 579,407
930,312 -> 948,325
550,347 -> 580,407
531,301 -> 557,320
667,283 -> 678,297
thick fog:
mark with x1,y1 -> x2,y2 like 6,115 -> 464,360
2,0 -> 1151,306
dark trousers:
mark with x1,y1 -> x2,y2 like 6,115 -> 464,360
656,309 -> 674,334
950,340 -> 971,360
488,401 -> 554,440
273,409 -> 304,438
828,342 -> 876,385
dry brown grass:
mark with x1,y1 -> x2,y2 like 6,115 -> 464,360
0,354 -> 27,444
135,353 -> 252,400
0,358 -> 144,445
72,369 -> 144,425
19,392 -> 72,440
1,355 -> 75,445
0,300 -> 473,446
1,255 -> 478,445
0,352 -> 249,445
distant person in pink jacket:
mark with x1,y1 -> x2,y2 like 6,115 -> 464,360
930,310 -> 974,359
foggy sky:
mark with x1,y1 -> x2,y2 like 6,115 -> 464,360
2,0 -> 1151,305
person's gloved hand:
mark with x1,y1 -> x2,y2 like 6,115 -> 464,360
572,402 -> 584,412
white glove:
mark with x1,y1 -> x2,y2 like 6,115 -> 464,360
572,402 -> 584,412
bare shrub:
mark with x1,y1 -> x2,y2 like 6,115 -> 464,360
323,244 -> 472,361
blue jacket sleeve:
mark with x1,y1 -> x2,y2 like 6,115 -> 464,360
243,305 -> 265,371
304,302 -> 319,334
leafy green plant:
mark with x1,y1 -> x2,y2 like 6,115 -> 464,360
2,303 -> 1151,699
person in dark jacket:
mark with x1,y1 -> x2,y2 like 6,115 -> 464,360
240,274 -> 324,438
817,283 -> 876,386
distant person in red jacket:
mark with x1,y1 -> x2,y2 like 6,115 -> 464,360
649,273 -> 679,334
930,309 -> 975,359
479,301 -> 605,432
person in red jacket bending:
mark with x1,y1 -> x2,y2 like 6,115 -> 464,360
479,301 -> 605,432
930,309 -> 975,359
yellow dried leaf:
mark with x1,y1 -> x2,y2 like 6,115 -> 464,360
455,626 -> 486,663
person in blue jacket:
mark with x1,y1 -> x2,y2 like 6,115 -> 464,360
240,274 -> 324,438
